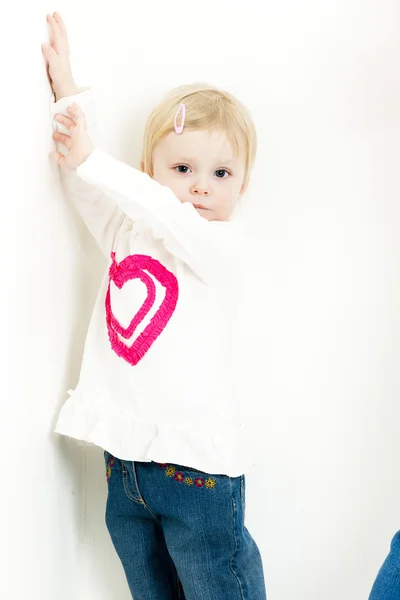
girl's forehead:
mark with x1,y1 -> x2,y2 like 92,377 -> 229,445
155,129 -> 241,162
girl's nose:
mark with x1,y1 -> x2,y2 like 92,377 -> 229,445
190,185 -> 210,196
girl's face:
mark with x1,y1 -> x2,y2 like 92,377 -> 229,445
150,129 -> 246,221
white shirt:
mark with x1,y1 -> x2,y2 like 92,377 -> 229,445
50,88 -> 254,477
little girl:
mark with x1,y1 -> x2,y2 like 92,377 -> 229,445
43,12 -> 267,600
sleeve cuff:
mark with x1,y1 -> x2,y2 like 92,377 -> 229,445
49,87 -> 96,120
76,148 -> 113,184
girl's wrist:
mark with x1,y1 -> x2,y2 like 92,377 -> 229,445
54,81 -> 79,102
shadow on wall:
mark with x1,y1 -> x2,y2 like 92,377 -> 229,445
49,172 -> 130,596
49,165 -> 111,558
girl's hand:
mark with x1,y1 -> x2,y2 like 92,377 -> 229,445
51,104 -> 95,170
42,12 -> 78,101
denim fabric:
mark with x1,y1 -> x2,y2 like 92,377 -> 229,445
104,452 -> 267,600
369,531 -> 400,599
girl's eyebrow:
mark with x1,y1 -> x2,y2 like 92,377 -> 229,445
172,156 -> 194,163
172,156 -> 235,164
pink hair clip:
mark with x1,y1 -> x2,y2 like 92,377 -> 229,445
174,103 -> 186,134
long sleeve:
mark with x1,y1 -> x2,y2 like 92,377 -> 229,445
76,149 -> 240,284
49,88 -> 131,256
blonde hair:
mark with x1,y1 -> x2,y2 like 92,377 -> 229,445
141,83 -> 257,190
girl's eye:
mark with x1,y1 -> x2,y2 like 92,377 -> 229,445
214,169 -> 229,178
175,165 -> 191,174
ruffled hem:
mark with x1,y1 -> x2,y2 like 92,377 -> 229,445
55,389 -> 255,477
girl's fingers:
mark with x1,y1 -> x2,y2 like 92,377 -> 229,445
53,132 -> 72,149
41,42 -> 49,58
67,104 -> 86,126
42,43 -> 58,65
49,150 -> 66,166
47,13 -> 63,52
47,13 -> 61,38
53,12 -> 68,40
55,113 -> 76,130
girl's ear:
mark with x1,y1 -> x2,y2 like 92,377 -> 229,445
140,161 -> 145,172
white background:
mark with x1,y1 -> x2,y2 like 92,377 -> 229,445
1,1 -> 399,598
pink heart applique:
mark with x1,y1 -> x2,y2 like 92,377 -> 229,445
105,253 -> 179,366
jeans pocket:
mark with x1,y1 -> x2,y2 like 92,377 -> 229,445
177,464 -> 210,476
159,463 -> 220,489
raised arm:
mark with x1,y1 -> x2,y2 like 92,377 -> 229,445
76,148 -> 240,284
50,89 -> 131,255
43,12 -> 131,256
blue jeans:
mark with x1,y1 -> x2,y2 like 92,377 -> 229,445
369,531 -> 400,599
104,452 -> 267,600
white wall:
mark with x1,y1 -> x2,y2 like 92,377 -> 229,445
2,1 -> 399,599
0,2 -> 102,598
